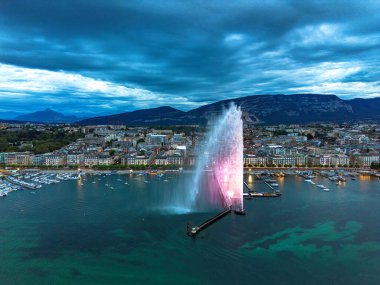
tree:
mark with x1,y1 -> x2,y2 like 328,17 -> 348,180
306,133 -> 314,140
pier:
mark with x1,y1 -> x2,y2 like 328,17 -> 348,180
187,208 -> 232,238
244,192 -> 281,198
264,181 -> 274,190
5,176 -> 36,190
243,181 -> 252,191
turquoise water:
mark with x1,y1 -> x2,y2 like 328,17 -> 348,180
0,173 -> 379,285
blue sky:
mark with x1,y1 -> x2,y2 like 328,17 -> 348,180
0,0 -> 379,117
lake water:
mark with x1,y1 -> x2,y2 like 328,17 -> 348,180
1,173 -> 379,285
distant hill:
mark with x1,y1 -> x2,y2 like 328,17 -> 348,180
78,106 -> 186,125
15,108 -> 80,123
77,94 -> 380,125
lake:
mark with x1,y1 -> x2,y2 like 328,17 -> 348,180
0,173 -> 379,285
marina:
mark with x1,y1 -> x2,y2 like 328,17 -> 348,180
1,168 -> 379,199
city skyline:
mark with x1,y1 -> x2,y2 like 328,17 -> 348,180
0,0 -> 379,116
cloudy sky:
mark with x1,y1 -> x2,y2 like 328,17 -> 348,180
0,0 -> 379,117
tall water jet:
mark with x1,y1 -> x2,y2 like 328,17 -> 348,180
162,103 -> 244,214
189,103 -> 244,212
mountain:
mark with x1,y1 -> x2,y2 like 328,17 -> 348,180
185,94 -> 355,124
78,106 -> 186,125
15,109 -> 79,123
77,94 -> 380,125
348,97 -> 380,120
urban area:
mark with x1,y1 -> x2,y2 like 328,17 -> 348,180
1,122 -> 380,171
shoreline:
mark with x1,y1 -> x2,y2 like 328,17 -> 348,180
1,167 -> 378,175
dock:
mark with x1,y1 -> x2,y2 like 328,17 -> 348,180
264,182 -> 274,190
243,192 -> 281,198
243,181 -> 252,191
5,177 -> 36,189
187,208 -> 232,238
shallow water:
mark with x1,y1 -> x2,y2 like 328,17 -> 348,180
0,173 -> 379,285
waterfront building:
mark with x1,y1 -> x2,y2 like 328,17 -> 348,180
270,154 -> 306,167
354,155 -> 380,167
330,154 -> 350,167
32,155 -> 45,166
44,154 -> 66,167
67,153 -> 84,166
244,155 -> 268,166
123,155 -> 150,165
153,156 -> 168,165
167,155 -> 184,166
4,152 -> 17,165
84,154 -> 99,167
15,152 -> 32,165
98,155 -> 113,165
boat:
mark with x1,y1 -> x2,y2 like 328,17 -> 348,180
322,188 -> 330,191
270,183 -> 279,187
316,185 -> 326,189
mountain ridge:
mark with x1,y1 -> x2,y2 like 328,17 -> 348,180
14,108 -> 80,123
78,94 -> 380,125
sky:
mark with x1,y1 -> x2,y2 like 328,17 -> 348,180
0,0 -> 379,117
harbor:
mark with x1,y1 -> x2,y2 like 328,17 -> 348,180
1,168 -> 379,198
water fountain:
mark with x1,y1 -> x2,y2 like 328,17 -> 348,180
191,103 -> 244,213
163,104 -> 243,213
163,103 -> 244,219
183,104 -> 245,236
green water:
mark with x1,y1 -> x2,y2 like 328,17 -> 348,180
0,173 -> 379,285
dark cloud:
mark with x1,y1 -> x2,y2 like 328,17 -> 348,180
0,0 -> 379,115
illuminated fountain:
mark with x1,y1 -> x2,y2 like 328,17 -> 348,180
163,103 -> 244,216
189,103 -> 244,213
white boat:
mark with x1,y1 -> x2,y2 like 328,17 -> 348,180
316,185 -> 326,189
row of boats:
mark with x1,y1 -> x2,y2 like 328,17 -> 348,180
0,172 -> 79,197
0,180 -> 23,197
